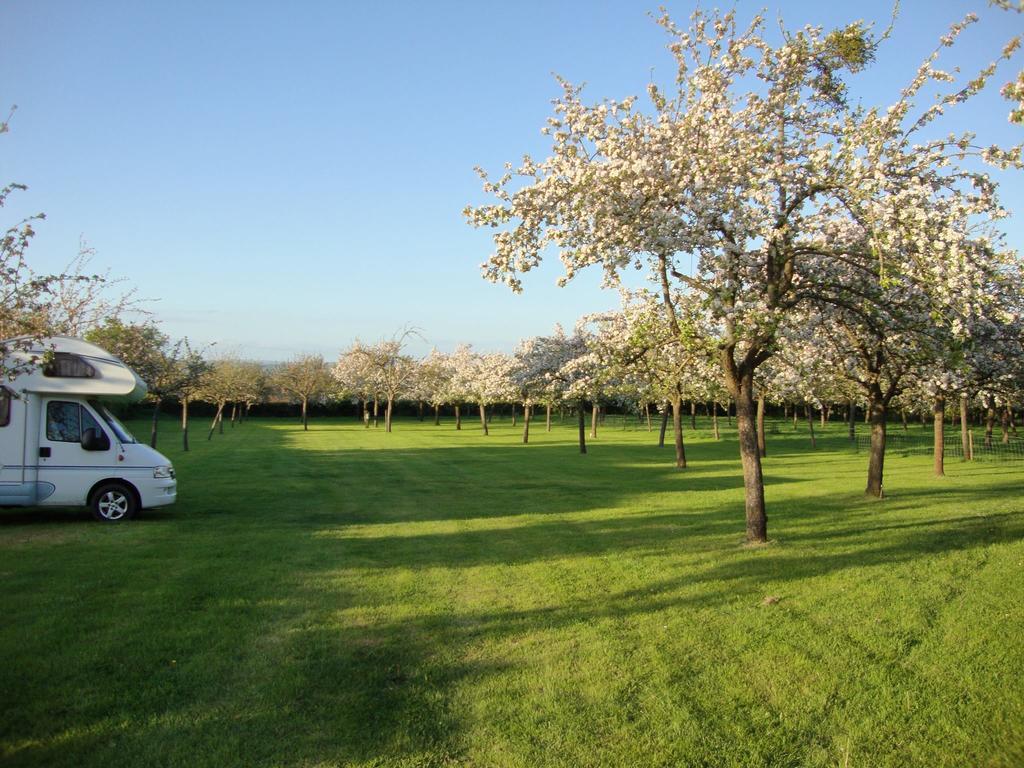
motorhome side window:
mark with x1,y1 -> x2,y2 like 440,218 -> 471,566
43,353 -> 96,378
0,388 -> 9,427
46,401 -> 103,443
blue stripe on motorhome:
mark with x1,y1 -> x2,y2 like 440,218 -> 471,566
0,482 -> 56,503
3,465 -> 162,471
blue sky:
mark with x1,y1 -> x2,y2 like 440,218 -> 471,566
2,0 -> 1021,360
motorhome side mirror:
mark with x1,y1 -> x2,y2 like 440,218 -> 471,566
81,427 -> 110,452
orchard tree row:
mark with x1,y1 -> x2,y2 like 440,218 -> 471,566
124,290 -> 1023,498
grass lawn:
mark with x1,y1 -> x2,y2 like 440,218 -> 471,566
2,413 -> 1023,767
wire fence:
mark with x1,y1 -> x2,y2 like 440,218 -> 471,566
851,431 -> 1024,462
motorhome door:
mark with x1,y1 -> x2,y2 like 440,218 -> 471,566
37,398 -> 116,506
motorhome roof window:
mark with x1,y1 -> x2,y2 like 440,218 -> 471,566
43,353 -> 97,379
0,387 -> 9,427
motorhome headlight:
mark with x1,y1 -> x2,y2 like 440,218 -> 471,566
154,465 -> 175,479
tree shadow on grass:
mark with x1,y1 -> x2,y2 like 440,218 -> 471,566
247,426 -> 804,524
3,620 -> 504,768
219,495 -> 1024,766
309,508 -> 746,570
0,507 -> 97,526
248,430 -> 1024,760
294,470 -> 1024,573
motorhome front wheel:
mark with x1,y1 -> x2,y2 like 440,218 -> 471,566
90,483 -> 138,523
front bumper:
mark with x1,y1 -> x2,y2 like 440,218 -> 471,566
140,478 -> 177,509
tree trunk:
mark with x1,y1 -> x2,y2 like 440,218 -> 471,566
820,405 -> 826,428
658,408 -> 668,448
865,395 -> 887,498
181,397 -> 190,452
577,402 -> 587,454
690,400 -> 697,430
1001,407 -> 1010,444
455,404 -> 461,430
523,404 -> 531,444
732,373 -> 767,543
302,397 -> 309,431
208,403 -> 225,441
150,397 -> 161,449
671,396 -> 686,469
230,402 -> 237,428
386,398 -> 393,433
756,394 -> 766,458
434,403 -> 440,426
373,397 -> 379,428
806,402 -> 816,449
792,406 -> 798,430
960,394 -> 971,461
590,403 -> 598,439
511,403 -> 517,427
847,398 -> 856,441
218,404 -> 225,434
933,396 -> 945,477
479,403 -> 488,435
984,395 -> 995,449
712,403 -> 720,441
546,403 -> 552,432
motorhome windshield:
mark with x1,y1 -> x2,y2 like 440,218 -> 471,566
89,401 -> 137,444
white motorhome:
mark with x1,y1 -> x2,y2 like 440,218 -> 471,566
0,337 -> 177,521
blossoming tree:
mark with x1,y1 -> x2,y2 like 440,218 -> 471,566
351,330 -> 420,433
466,8 -> 1021,542
451,347 -> 516,436
589,291 -> 719,469
334,343 -> 379,427
273,354 -> 333,432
